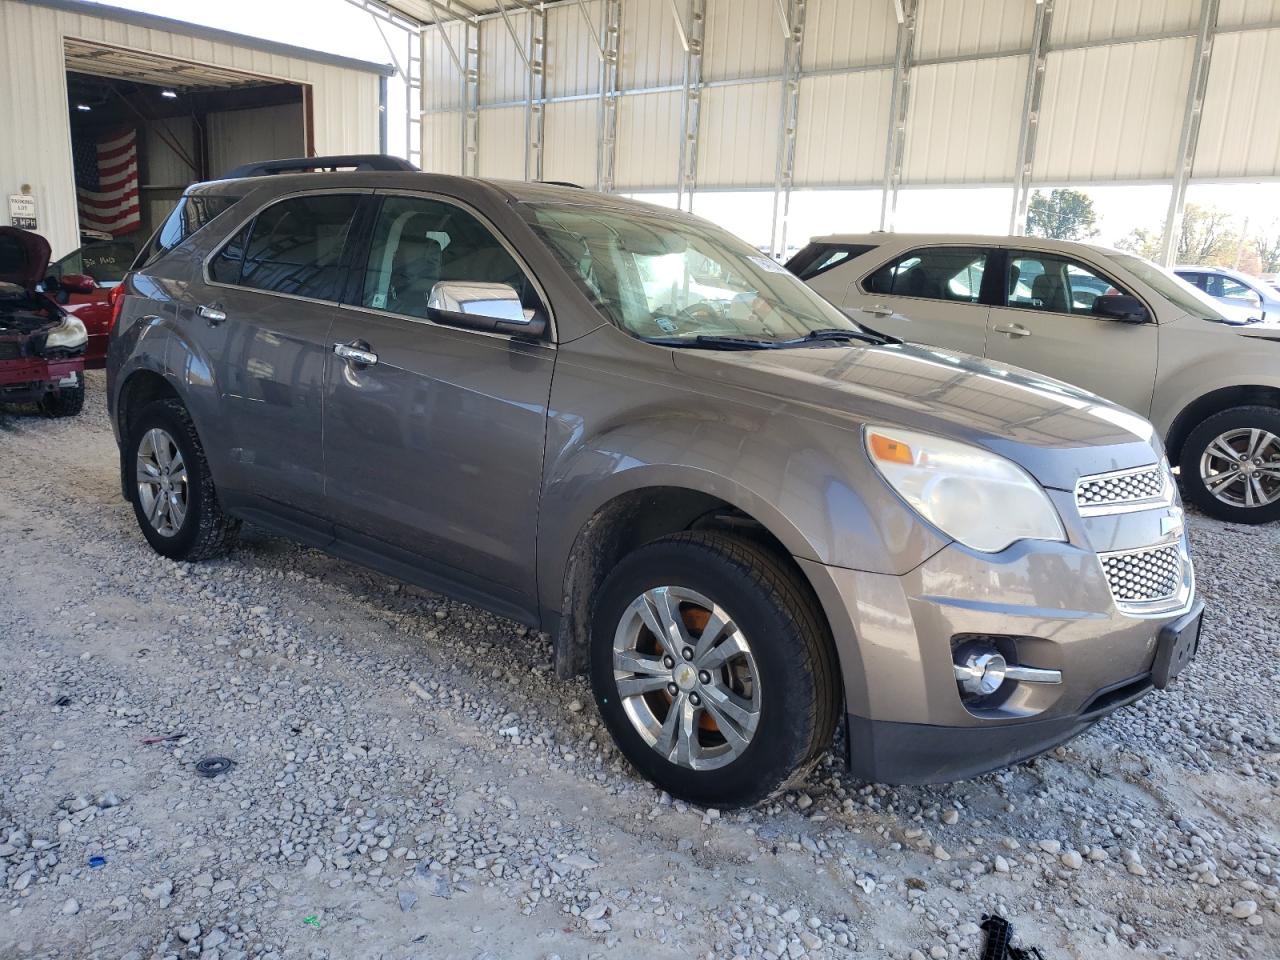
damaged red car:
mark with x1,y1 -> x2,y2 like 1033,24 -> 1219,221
0,227 -> 88,417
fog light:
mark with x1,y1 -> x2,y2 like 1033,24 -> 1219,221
954,650 -> 1008,696
953,645 -> 1063,698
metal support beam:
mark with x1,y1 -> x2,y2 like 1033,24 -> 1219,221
464,18 -> 481,176
1009,0 -> 1054,235
769,0 -> 805,258
1161,0 -> 1220,266
675,0 -> 705,210
346,0 -> 424,165
597,0 -> 622,192
527,3 -> 547,181
879,0 -> 915,231
574,0 -> 606,58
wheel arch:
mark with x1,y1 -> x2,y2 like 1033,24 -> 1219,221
1164,384 -> 1280,463
547,480 -> 838,684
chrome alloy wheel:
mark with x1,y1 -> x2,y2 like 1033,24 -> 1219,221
1199,427 -> 1280,508
136,427 -> 188,537
612,586 -> 761,771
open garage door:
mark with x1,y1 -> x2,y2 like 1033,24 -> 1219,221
58,38 -> 311,277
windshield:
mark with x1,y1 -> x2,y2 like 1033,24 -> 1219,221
1112,253 -> 1238,322
523,203 -> 864,343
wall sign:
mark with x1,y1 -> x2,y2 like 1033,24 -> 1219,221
8,194 -> 37,230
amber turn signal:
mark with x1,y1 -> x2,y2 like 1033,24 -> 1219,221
868,432 -> 913,465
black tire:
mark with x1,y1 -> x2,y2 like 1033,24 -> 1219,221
38,375 -> 84,418
590,531 -> 840,807
1178,405 -> 1280,525
125,398 -> 240,560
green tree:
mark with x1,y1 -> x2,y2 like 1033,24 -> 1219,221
1025,188 -> 1099,241
1255,228 -> 1280,273
1117,204 -> 1240,265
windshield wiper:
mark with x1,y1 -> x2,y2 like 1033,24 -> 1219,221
783,327 -> 900,346
646,334 -> 781,350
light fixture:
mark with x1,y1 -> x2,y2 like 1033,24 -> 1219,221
76,103 -> 91,111
161,89 -> 178,99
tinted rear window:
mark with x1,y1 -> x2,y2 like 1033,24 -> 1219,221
786,243 -> 877,280
137,194 -> 240,269
212,194 -> 361,301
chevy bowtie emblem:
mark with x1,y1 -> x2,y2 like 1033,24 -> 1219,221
1161,508 -> 1185,539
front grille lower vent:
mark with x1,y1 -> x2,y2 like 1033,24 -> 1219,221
1100,543 -> 1182,606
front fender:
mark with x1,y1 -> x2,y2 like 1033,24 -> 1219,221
537,345 -> 949,617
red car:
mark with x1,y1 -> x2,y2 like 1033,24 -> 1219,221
0,227 -> 88,416
44,237 -> 134,369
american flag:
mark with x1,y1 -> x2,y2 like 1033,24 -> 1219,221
73,127 -> 141,236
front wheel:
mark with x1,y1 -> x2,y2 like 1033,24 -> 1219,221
1179,405 -> 1280,524
590,532 -> 840,807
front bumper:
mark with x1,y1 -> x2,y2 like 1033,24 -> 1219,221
799,499 -> 1199,784
0,356 -> 85,402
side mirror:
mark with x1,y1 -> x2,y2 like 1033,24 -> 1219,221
1091,294 -> 1149,324
427,281 -> 547,339
59,273 -> 98,294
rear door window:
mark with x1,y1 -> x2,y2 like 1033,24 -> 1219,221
863,247 -> 987,303
211,194 -> 362,301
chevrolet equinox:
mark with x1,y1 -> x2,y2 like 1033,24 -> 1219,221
106,157 -> 1204,806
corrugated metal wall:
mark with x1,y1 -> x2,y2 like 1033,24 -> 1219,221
0,0 -> 381,257
207,104 -> 306,179
417,0 -> 1280,196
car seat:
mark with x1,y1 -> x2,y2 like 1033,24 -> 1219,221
1031,272 -> 1068,312
387,235 -> 443,316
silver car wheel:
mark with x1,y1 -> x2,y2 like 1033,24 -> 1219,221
1199,427 -> 1280,508
136,427 -> 189,537
612,585 -> 761,771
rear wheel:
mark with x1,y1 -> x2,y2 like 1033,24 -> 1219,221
125,398 -> 240,560
38,373 -> 84,418
590,532 -> 839,807
1179,405 -> 1280,525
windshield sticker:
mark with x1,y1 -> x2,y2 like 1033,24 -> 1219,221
749,255 -> 790,275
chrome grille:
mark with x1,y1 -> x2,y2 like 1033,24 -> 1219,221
1076,465 -> 1168,512
1100,544 -> 1182,606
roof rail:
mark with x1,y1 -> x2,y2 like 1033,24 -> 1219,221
538,180 -> 585,189
221,155 -> 420,179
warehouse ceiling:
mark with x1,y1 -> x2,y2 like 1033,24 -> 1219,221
64,37 -> 269,89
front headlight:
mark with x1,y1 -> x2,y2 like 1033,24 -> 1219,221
864,425 -> 1066,553
45,316 -> 87,350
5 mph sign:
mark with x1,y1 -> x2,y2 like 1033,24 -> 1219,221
8,194 -> 37,230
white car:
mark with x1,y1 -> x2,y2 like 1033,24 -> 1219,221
1175,264 -> 1279,324
791,233 -> 1280,524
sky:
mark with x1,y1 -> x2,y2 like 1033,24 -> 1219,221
83,0 -> 1280,259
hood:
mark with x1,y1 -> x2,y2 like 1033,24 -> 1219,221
0,227 -> 51,291
672,340 -> 1161,490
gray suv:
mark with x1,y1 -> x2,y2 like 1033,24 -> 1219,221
107,157 -> 1203,806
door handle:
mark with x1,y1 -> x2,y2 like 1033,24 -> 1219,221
864,304 -> 894,317
993,322 -> 1031,338
197,304 -> 226,325
334,340 -> 378,367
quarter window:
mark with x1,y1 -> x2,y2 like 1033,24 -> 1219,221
138,194 -> 240,269
1006,254 -> 1127,314
211,194 -> 361,300
864,247 -> 987,303
788,243 -> 876,280
359,195 -> 540,319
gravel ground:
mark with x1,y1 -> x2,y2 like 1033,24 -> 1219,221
1,372 -> 1277,960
